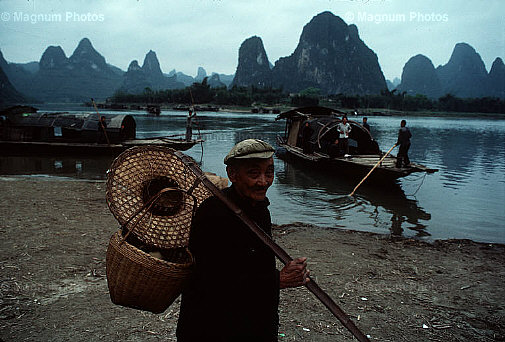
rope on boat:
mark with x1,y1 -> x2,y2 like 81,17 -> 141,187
404,172 -> 428,197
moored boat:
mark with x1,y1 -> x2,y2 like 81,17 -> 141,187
0,107 -> 202,156
146,104 -> 161,116
275,106 -> 437,182
172,105 -> 219,112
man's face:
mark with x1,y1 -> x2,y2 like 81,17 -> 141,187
227,158 -> 274,202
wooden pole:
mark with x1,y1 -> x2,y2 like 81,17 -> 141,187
188,89 -> 204,161
348,144 -> 397,197
176,151 -> 371,342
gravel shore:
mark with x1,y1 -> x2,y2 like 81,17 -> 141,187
1,177 -> 504,341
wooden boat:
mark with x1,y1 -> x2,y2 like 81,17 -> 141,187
146,105 -> 161,116
0,107 -> 202,156
172,105 -> 219,112
275,106 -> 437,182
0,138 -> 201,156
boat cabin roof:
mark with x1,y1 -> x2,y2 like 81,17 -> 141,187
4,112 -> 135,132
1,108 -> 137,142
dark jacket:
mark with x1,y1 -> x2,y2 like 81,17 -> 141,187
177,186 -> 280,342
397,127 -> 412,145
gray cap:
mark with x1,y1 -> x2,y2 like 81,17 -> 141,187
224,139 -> 275,165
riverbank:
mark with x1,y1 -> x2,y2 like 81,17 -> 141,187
20,102 -> 505,118
0,178 -> 504,341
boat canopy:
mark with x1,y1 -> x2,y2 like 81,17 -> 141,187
277,106 -> 380,155
1,111 -> 136,143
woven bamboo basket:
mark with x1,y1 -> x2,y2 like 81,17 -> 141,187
105,146 -> 211,313
106,230 -> 193,314
106,146 -> 211,249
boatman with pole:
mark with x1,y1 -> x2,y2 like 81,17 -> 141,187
396,119 -> 412,168
97,115 -> 108,144
185,108 -> 197,142
362,117 -> 370,133
177,139 -> 310,342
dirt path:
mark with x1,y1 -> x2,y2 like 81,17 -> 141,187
1,178 -> 504,341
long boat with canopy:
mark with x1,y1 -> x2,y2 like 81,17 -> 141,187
275,106 -> 437,182
0,106 -> 202,156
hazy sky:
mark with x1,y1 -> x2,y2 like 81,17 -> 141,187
0,0 -> 503,81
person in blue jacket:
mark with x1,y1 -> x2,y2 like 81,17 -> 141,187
396,120 -> 412,168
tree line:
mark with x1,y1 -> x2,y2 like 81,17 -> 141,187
110,77 -> 285,107
330,90 -> 505,114
109,78 -> 505,114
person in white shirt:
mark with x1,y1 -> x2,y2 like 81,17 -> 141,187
337,116 -> 351,154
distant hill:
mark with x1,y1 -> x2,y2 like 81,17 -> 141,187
168,67 -> 234,87
397,43 -> 505,99
0,64 -> 26,108
119,50 -> 184,93
386,77 -> 401,91
488,57 -> 505,99
397,54 -> 442,99
230,12 -> 387,95
194,67 -> 207,83
231,36 -> 273,88
2,38 -> 124,102
2,17 -> 503,101
11,61 -> 39,74
270,11 -> 387,95
168,70 -> 194,87
1,51 -> 34,95
208,73 -> 226,88
217,73 -> 234,87
436,43 -> 489,98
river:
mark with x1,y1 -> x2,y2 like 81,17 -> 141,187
2,107 -> 504,244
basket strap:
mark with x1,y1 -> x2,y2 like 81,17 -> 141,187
186,178 -> 202,218
186,177 -> 201,196
120,187 -> 175,243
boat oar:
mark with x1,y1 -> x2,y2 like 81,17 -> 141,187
176,151 -> 371,342
348,144 -> 398,197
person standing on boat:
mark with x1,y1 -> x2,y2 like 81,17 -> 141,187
337,116 -> 351,154
97,116 -> 107,143
362,117 -> 370,134
328,138 -> 341,158
177,139 -> 310,342
301,121 -> 314,154
185,108 -> 197,141
396,120 -> 412,168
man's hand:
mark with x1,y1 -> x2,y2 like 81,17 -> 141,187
279,257 -> 310,289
